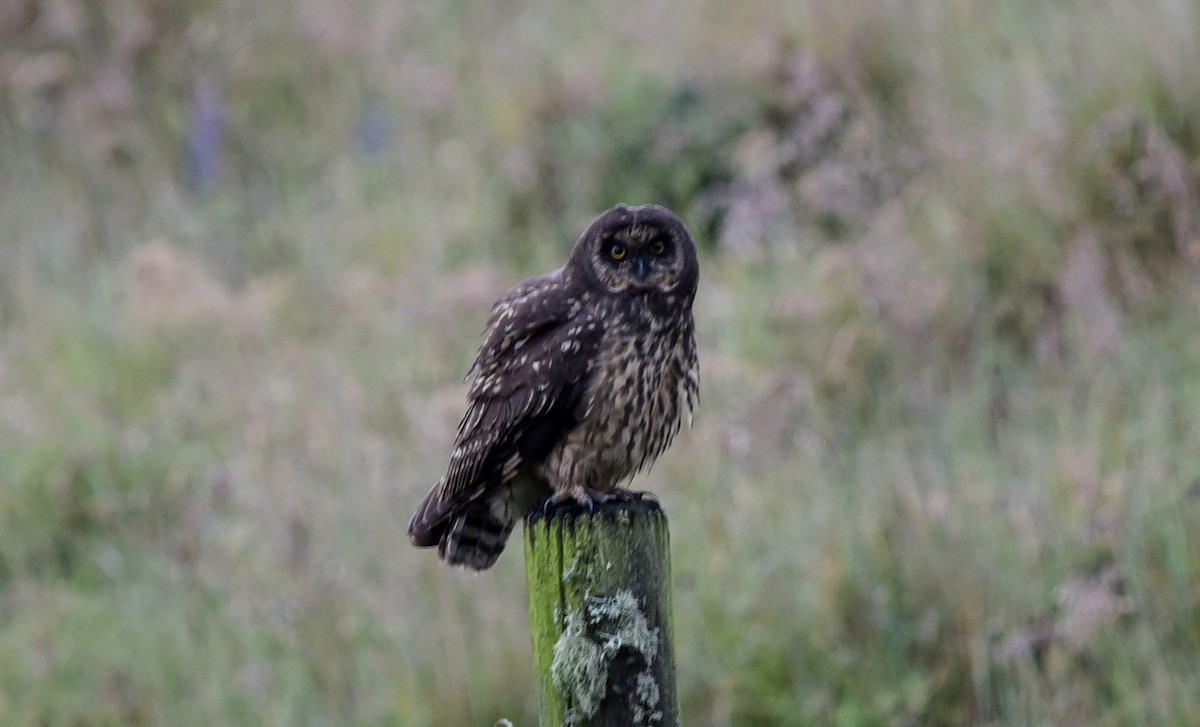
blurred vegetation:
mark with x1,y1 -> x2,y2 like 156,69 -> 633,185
2,0 -> 1200,724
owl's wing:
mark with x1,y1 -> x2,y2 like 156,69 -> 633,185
407,270 -> 601,545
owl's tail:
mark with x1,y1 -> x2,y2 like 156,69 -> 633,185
438,503 -> 515,570
407,494 -> 514,571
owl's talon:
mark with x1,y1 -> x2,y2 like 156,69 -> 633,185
541,496 -> 568,517
605,489 -> 647,504
542,490 -> 591,516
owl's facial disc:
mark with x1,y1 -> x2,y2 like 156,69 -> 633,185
595,228 -> 677,292
572,204 -> 697,301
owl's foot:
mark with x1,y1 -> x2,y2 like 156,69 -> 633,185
541,487 -> 602,516
621,489 -> 658,504
539,487 -> 657,519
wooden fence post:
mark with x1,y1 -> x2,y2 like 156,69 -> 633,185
524,498 -> 679,726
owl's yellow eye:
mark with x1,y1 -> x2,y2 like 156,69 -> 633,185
610,244 -> 627,260
650,239 -> 666,256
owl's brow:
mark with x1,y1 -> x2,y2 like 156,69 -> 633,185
624,224 -> 661,241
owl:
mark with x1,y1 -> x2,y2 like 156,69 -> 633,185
407,204 -> 700,570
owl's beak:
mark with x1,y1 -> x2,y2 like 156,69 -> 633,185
632,256 -> 650,282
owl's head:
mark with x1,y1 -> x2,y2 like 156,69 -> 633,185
569,204 -> 699,304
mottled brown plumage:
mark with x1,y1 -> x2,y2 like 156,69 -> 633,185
407,204 -> 700,570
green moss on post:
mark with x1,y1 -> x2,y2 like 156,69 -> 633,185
524,499 -> 679,727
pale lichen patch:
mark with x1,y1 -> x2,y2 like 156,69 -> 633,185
634,673 -> 663,724
550,589 -> 662,725
550,609 -> 608,721
561,553 -> 582,583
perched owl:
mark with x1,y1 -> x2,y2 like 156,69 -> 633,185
407,204 -> 700,570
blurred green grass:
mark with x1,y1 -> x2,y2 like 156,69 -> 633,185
3,0 -> 1200,724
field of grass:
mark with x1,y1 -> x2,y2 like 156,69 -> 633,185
2,0 -> 1200,724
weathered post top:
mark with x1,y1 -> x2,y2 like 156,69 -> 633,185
524,498 -> 678,727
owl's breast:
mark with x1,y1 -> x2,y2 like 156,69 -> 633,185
541,312 -> 697,491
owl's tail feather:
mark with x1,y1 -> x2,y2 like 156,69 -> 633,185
438,504 -> 514,571
407,486 -> 516,570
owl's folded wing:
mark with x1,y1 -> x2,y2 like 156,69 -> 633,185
406,268 -> 602,545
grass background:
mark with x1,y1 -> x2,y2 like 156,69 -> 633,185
2,0 -> 1200,724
